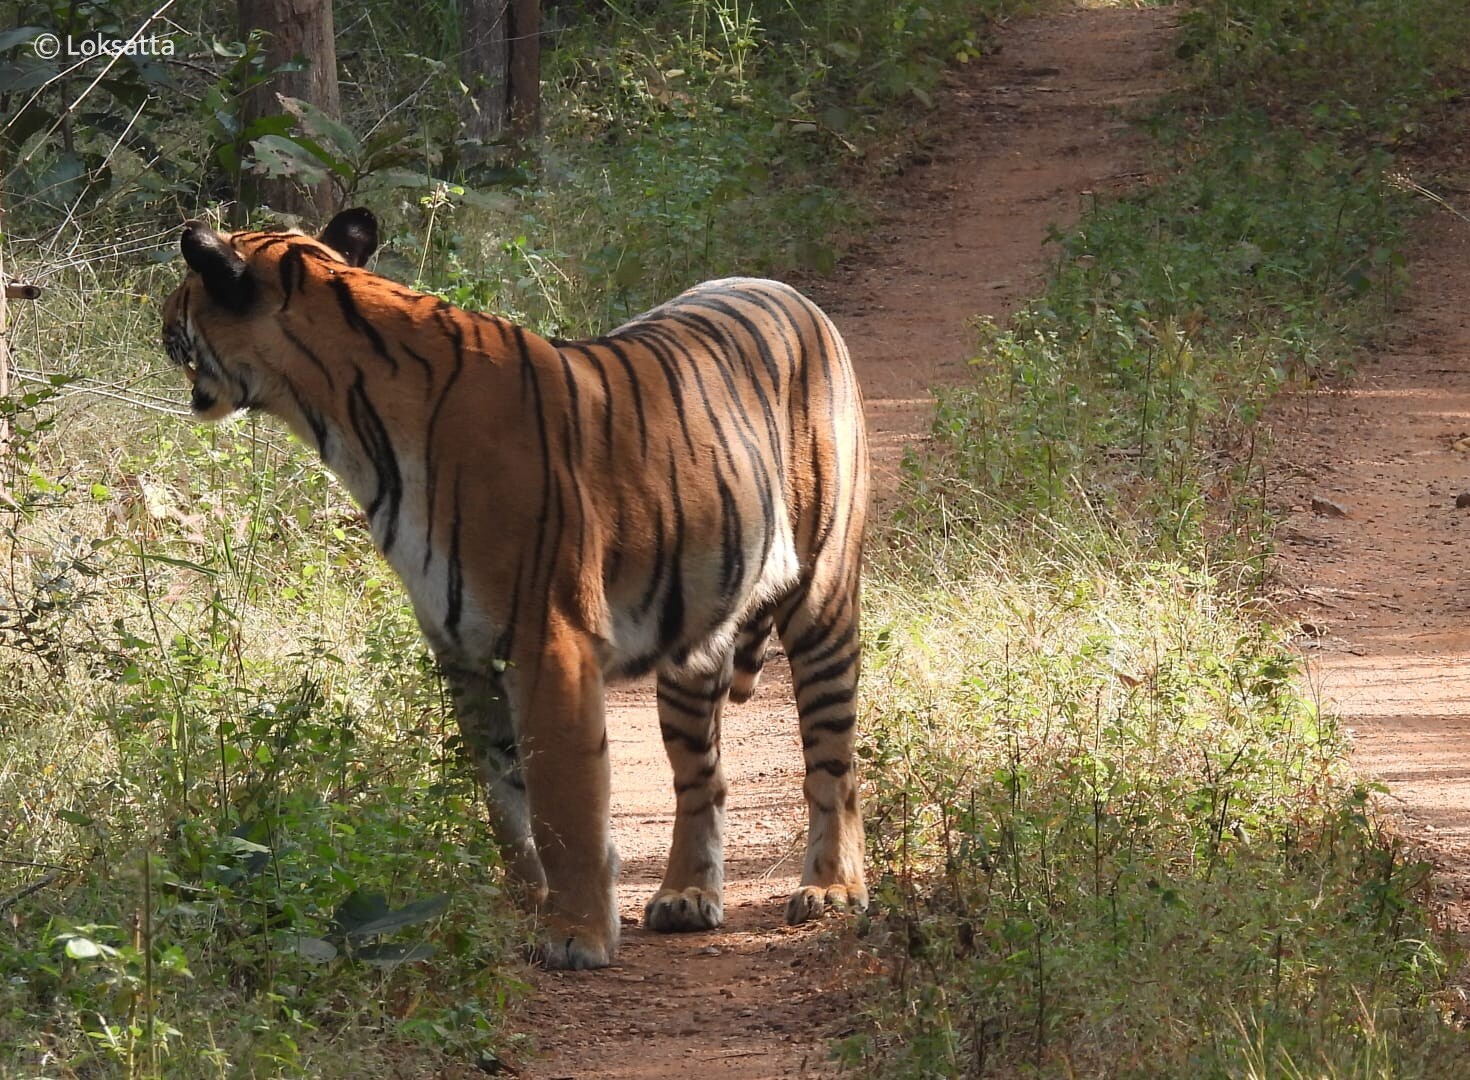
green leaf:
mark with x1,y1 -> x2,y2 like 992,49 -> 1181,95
213,832 -> 272,882
155,945 -> 194,977
277,95 -> 361,159
0,105 -> 54,156
221,837 -> 269,855
247,134 -> 333,185
99,76 -> 149,111
0,57 -> 60,96
342,894 -> 450,939
0,27 -> 47,53
455,186 -> 516,211
333,889 -> 391,934
354,941 -> 437,967
64,936 -> 103,960
133,551 -> 215,575
57,808 -> 95,827
239,112 -> 296,142
371,167 -> 440,190
276,934 -> 338,963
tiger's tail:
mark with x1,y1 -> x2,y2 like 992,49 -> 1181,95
728,608 -> 775,704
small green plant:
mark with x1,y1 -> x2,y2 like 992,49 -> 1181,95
245,95 -> 439,210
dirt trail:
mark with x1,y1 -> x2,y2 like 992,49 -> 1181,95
1272,185 -> 1470,929
513,8 -> 1175,1077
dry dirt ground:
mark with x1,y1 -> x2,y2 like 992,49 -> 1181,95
511,7 -> 1176,1078
1271,185 -> 1470,927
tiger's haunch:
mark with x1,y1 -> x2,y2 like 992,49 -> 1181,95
161,208 -> 870,970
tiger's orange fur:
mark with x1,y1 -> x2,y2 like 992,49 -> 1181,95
161,208 -> 869,969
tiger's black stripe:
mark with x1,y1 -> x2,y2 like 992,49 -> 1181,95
597,338 -> 650,458
286,383 -> 328,452
420,329 -> 465,574
346,373 -> 403,554
445,466 -> 465,642
279,247 -> 308,306
330,277 -> 398,373
280,325 -> 338,392
622,324 -> 698,457
658,458 -> 688,656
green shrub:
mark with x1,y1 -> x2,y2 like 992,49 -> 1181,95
848,533 -> 1467,1076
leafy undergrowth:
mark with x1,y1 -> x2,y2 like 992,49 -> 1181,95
845,0 -> 1470,1076
849,532 -> 1468,1076
0,434 -> 531,1076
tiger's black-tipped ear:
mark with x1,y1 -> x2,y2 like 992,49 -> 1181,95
319,207 -> 379,268
180,221 -> 255,312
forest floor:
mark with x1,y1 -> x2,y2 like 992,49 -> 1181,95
511,6 -> 1177,1078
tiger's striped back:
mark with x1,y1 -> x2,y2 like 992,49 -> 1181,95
549,278 -> 867,685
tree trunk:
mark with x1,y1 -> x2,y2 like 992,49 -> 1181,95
508,0 -> 541,143
462,0 -> 510,145
462,0 -> 540,152
237,0 -> 340,221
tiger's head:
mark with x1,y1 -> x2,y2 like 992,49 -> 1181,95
161,208 -> 380,420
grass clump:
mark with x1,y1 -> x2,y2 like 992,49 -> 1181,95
847,532 -> 1466,1076
1178,0 -> 1470,145
848,1 -> 1470,1076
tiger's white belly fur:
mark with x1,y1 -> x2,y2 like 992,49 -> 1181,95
602,516 -> 800,679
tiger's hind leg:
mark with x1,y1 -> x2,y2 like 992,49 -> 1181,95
444,664 -> 548,905
777,570 -> 868,924
644,656 -> 733,932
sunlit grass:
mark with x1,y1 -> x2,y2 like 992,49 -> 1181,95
845,519 -> 1467,1075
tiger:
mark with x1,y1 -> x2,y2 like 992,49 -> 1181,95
160,207 -> 869,970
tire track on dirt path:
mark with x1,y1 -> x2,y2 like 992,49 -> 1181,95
1272,182 -> 1470,935
512,8 -> 1175,1078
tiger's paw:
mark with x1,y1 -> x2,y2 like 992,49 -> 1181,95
644,886 -> 724,933
534,927 -> 616,970
784,882 -> 868,926
533,901 -> 619,970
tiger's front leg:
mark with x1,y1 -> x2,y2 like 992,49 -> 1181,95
511,627 -> 620,970
445,665 -> 548,906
